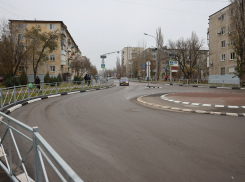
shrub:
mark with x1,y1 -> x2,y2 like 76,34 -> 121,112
74,76 -> 82,82
44,72 -> 50,83
57,73 -> 62,82
4,76 -> 20,87
19,70 -> 28,85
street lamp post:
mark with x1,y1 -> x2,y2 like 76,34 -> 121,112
144,33 -> 158,81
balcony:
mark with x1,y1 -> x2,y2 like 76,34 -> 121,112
61,50 -> 66,56
61,55 -> 66,65
61,29 -> 66,37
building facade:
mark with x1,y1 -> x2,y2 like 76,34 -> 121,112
121,47 -> 144,77
208,5 -> 238,81
9,20 -> 81,82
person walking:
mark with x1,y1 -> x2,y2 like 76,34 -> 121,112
84,74 -> 88,84
87,74 -> 91,86
35,76 -> 41,90
165,75 -> 168,81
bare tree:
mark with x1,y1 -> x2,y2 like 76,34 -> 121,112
25,25 -> 60,80
70,54 -> 83,76
80,56 -> 91,76
90,65 -> 98,76
116,56 -> 121,76
229,0 -> 245,82
168,32 -> 204,79
156,27 -> 164,80
0,20 -> 32,77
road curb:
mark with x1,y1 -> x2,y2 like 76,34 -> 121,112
161,93 -> 245,109
136,94 -> 245,117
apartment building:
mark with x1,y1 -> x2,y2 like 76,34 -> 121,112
207,5 -> 238,81
9,20 -> 81,82
121,47 -> 144,77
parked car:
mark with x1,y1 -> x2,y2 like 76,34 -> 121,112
119,77 -> 129,86
0,76 -> 4,82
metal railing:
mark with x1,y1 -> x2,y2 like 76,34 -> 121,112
0,79 -> 114,181
0,112 -> 83,182
129,77 -> 240,88
0,79 -> 114,111
178,79 -> 240,87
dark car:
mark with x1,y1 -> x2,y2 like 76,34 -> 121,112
119,77 -> 129,86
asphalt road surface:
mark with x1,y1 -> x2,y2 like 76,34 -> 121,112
8,80 -> 245,182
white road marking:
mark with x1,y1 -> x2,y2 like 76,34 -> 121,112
215,105 -> 224,107
202,104 -> 211,107
228,106 -> 239,108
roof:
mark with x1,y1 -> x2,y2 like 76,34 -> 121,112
209,4 -> 231,17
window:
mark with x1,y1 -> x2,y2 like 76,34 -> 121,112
50,46 -> 55,52
221,27 -> 226,34
50,66 -> 55,72
18,24 -> 24,29
221,67 -> 225,75
19,66 -> 24,72
50,24 -> 55,30
221,54 -> 225,61
50,55 -> 55,61
18,34 -> 24,40
222,14 -> 226,21
221,40 -> 225,48
230,52 -> 235,60
230,40 -> 234,45
229,67 -> 235,73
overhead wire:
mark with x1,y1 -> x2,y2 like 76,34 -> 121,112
0,0 -> 35,18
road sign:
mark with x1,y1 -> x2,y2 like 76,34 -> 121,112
142,64 -> 145,68
169,60 -> 174,66
146,61 -> 151,66
101,63 -> 106,69
100,55 -> 106,59
169,53 -> 175,57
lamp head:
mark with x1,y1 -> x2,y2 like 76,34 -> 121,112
144,33 -> 147,35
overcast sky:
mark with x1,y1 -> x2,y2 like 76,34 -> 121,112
1,0 -> 230,71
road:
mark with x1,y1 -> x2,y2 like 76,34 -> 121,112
8,80 -> 245,182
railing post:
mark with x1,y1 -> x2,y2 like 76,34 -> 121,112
28,84 -> 30,101
0,88 -> 2,111
197,78 -> 198,86
33,127 -> 42,182
208,79 -> 210,87
14,86 -> 16,105
55,82 -> 58,93
92,80 -> 93,89
82,81 -> 83,90
42,83 -> 44,97
69,81 -> 71,92
187,79 -> 188,86
8,120 -> 12,175
100,80 -> 101,88
222,79 -> 224,87
179,79 -> 180,85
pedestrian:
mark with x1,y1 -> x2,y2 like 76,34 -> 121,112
35,76 -> 41,90
87,74 -> 91,86
84,74 -> 88,84
165,75 -> 168,81
95,75 -> 98,83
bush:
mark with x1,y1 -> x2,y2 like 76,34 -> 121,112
4,76 -> 20,87
49,76 -> 57,83
44,72 -> 50,83
19,70 -> 28,85
57,73 -> 62,82
74,76 -> 82,82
